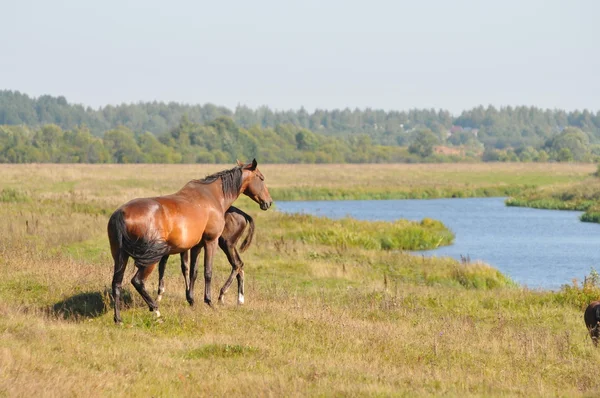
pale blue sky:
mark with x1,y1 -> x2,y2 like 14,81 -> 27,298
1,0 -> 598,114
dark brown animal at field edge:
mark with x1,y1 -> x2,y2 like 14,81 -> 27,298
584,300 -> 600,346
107,159 -> 272,324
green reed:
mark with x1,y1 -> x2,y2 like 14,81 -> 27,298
273,212 -> 454,251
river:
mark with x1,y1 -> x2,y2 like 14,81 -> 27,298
276,197 -> 600,290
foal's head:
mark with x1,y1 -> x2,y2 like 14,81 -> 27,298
239,159 -> 273,210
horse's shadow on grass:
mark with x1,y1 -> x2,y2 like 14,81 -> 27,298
50,288 -> 134,321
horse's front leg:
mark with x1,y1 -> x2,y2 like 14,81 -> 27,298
203,239 -> 218,307
186,245 -> 202,306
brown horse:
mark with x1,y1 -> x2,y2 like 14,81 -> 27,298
584,300 -> 600,346
156,206 -> 254,306
107,159 -> 272,324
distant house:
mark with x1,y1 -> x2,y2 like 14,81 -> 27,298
434,146 -> 464,156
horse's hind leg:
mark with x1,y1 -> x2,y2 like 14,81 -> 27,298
157,255 -> 169,302
131,263 -> 160,318
112,251 -> 129,324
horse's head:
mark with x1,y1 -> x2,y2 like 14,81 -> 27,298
239,159 -> 273,211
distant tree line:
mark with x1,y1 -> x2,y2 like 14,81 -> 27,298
1,90 -> 600,163
1,117 -> 457,164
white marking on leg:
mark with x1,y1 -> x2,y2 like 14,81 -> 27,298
155,310 -> 161,318
238,293 -> 245,305
157,294 -> 162,302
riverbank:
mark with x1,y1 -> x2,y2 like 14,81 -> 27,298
1,163 -> 600,396
505,173 -> 600,223
277,197 -> 600,290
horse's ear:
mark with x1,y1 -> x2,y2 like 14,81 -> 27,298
244,159 -> 257,171
236,159 -> 244,167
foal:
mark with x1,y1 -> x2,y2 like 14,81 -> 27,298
584,301 -> 600,346
157,206 -> 255,305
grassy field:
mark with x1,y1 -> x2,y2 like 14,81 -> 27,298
2,163 -> 600,396
265,162 -> 595,200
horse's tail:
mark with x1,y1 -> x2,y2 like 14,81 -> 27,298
238,211 -> 255,253
108,209 -> 126,274
108,208 -> 169,267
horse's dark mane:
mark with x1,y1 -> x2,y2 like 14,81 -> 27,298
197,166 -> 243,198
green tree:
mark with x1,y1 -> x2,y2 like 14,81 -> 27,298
535,150 -> 549,162
549,127 -> 590,161
295,129 -> 319,151
103,127 -> 143,163
408,129 -> 438,157
556,148 -> 574,162
138,131 -> 178,163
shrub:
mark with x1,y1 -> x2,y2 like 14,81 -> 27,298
554,267 -> 600,308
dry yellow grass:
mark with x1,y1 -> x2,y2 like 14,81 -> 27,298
1,163 -> 599,396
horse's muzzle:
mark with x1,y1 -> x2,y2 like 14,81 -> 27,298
260,200 -> 272,211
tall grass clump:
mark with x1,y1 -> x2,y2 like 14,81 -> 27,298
278,212 -> 454,251
554,268 -> 600,309
581,212 -> 600,223
0,188 -> 31,203
579,202 -> 600,223
450,259 -> 516,289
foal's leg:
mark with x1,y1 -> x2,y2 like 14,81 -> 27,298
157,255 -> 169,302
131,262 -> 160,318
203,239 -> 218,307
157,252 -> 191,302
186,245 -> 202,306
218,239 -> 244,305
180,250 -> 191,293
112,251 -> 129,324
236,260 -> 245,305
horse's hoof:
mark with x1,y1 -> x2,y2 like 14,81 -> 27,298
187,299 -> 195,306
238,293 -> 245,305
218,296 -> 225,305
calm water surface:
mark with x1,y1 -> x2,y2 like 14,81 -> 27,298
276,198 -> 600,290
